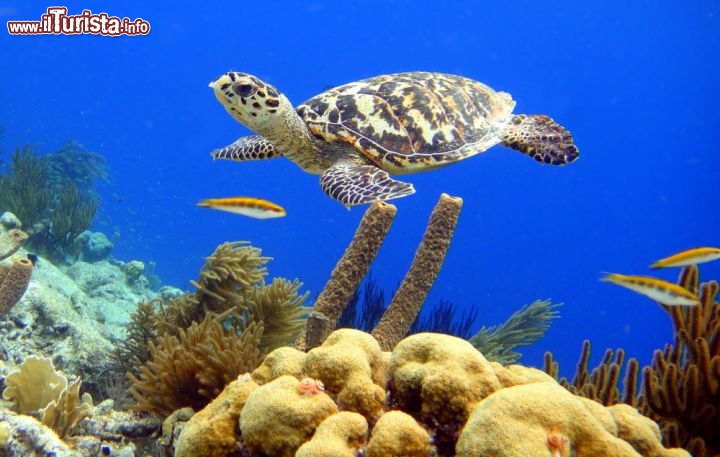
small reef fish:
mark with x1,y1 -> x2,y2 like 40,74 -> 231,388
600,273 -> 700,306
197,197 -> 286,219
650,247 -> 720,269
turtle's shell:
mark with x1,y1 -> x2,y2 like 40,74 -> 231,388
296,72 -> 516,174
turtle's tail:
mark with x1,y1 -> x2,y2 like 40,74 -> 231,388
502,114 -> 579,165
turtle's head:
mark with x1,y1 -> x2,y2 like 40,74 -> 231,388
209,72 -> 289,132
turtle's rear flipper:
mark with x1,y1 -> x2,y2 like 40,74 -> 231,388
320,164 -> 415,207
502,114 -> 579,165
210,135 -> 281,161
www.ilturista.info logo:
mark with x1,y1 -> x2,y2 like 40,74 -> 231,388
7,7 -> 150,36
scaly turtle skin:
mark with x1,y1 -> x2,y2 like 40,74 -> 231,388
209,72 -> 579,207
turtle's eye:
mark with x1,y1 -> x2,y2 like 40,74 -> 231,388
234,83 -> 256,97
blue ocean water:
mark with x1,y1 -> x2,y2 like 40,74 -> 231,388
1,1 -> 718,377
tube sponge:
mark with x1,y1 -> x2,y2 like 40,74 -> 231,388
305,201 -> 397,350
0,257 -> 32,317
372,193 -> 463,350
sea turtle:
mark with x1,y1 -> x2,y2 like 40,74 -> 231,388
209,72 -> 579,207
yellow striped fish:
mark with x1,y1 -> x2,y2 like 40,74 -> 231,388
197,197 -> 286,219
600,273 -> 700,306
650,247 -> 720,269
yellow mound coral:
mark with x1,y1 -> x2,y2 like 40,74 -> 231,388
174,375 -> 258,457
304,329 -> 387,420
239,375 -> 339,457
295,411 -> 368,457
366,410 -> 431,457
251,346 -> 306,385
456,381 -> 688,457
390,332 -> 501,423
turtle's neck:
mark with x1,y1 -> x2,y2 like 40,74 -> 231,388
260,95 -> 328,175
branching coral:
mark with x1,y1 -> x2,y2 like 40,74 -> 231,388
544,339 -> 638,406
0,143 -> 106,260
639,266 -> 720,456
49,180 -> 98,248
545,265 -> 719,457
0,147 -> 53,229
128,315 -> 264,417
469,298 -> 561,364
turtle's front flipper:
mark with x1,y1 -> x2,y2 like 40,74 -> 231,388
502,114 -> 579,165
320,164 -> 415,207
210,135 -> 281,162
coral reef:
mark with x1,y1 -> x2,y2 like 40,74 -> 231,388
639,266 -> 720,456
456,381 -> 687,457
365,410 -> 431,457
1,400 -> 160,456
0,143 -> 107,262
75,231 -> 114,262
390,332 -> 501,453
0,239 -> 161,396
296,411 -> 368,457
169,329 -> 686,457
